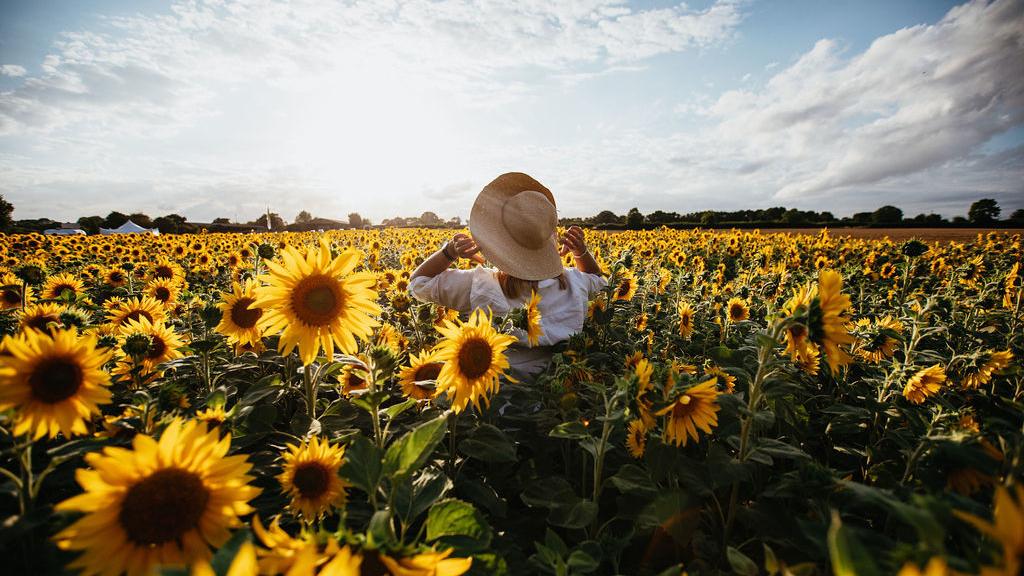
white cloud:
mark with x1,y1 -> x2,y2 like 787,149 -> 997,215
0,65 -> 27,77
705,0 -> 1024,201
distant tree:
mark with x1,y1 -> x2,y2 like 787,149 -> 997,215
248,212 -> 284,230
448,216 -> 462,227
910,213 -> 946,226
782,208 -> 808,225
77,216 -> 105,234
647,210 -> 680,224
700,211 -> 718,227
626,207 -> 644,230
952,216 -> 968,224
592,210 -> 620,225
851,212 -> 873,225
420,212 -> 443,227
295,211 -> 313,224
968,199 -> 1000,224
128,213 -> 154,228
348,212 -> 364,228
1010,208 -> 1024,224
104,211 -> 129,228
872,205 -> 903,226
212,217 -> 231,224
0,195 -> 14,232
154,214 -> 189,234
819,211 -> 836,223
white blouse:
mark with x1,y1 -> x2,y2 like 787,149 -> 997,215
409,266 -> 607,380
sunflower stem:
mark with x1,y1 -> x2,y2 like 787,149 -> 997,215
303,365 -> 317,420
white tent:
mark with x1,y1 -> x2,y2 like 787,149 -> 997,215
99,220 -> 160,235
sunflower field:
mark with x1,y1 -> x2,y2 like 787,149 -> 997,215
0,228 -> 1021,576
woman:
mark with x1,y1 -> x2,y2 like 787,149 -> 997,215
409,172 -> 606,382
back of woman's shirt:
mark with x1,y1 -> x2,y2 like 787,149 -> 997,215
409,266 -> 607,380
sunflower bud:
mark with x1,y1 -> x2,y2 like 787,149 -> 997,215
368,345 -> 397,380
901,239 -> 928,258
200,303 -> 223,328
257,243 -> 275,259
122,333 -> 152,358
14,264 -> 45,285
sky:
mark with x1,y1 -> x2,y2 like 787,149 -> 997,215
0,0 -> 1022,224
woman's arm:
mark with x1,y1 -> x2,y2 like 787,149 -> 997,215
411,233 -> 484,280
560,225 -> 602,275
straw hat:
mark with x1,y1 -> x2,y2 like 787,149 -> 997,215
469,172 -> 563,281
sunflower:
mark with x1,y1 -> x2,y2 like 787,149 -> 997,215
103,267 -> 129,288
0,329 -> 112,439
380,548 -> 473,576
54,419 -> 261,575
655,378 -> 720,447
145,277 -> 181,308
676,301 -> 694,339
705,365 -> 736,394
195,405 -> 229,427
256,239 -> 381,366
105,296 -> 167,328
375,323 -> 409,354
955,485 -> 1024,576
277,435 -> 349,520
252,515 -> 340,575
626,419 -> 647,459
19,302 -> 65,333
398,349 -> 444,400
148,256 -> 185,284
855,316 -> 904,363
726,297 -> 749,323
961,350 -> 1013,390
525,289 -> 543,347
810,270 -> 855,374
432,308 -> 517,413
41,272 -> 86,301
338,363 -> 369,396
216,279 -> 266,348
896,558 -> 953,576
612,270 -> 637,301
1,272 -> 29,310
118,316 -> 185,369
903,364 -> 946,404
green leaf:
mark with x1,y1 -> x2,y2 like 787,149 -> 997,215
392,467 -> 450,525
521,477 -> 576,509
209,529 -> 251,575
425,498 -> 492,548
382,398 -> 417,421
368,509 -> 394,544
548,500 -> 597,530
383,415 -> 447,479
549,421 -> 590,440
566,549 -> 600,573
727,547 -> 759,576
827,512 -> 881,576
608,464 -> 657,494
340,435 -> 382,496
459,424 -> 517,463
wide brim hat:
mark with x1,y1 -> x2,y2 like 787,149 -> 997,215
469,172 -> 564,281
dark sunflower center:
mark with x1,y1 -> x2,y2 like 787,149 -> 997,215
124,310 -> 153,324
458,338 -> 493,380
414,363 -> 443,381
26,314 -> 59,332
2,289 -> 20,305
119,468 -> 209,546
29,356 -> 83,403
230,298 -> 263,329
147,336 -> 168,360
110,272 -> 124,282
616,281 -> 631,298
53,284 -> 75,297
292,462 -> 331,500
729,304 -> 745,319
154,287 -> 171,301
292,275 -> 344,326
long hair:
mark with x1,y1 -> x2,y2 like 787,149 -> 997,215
497,270 -> 568,300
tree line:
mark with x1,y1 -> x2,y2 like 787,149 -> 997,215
1,195 -> 1021,235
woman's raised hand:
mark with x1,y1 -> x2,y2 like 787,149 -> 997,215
450,233 -> 486,263
559,225 -> 588,257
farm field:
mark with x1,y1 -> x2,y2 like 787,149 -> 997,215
0,227 -> 1021,576
756,227 -> 1024,243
